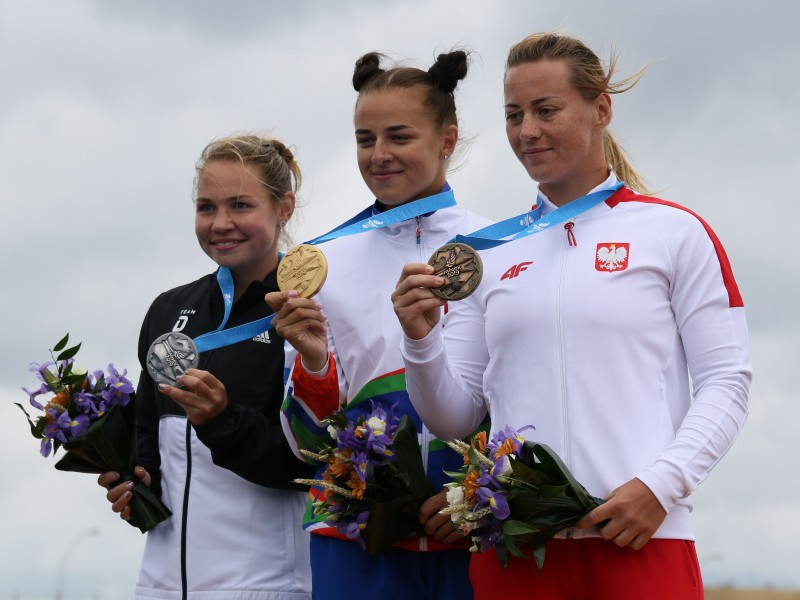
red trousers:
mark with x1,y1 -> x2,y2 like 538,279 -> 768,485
470,538 -> 703,600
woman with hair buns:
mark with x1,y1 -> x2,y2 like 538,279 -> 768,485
269,51 -> 491,599
98,134 -> 314,599
392,33 -> 751,599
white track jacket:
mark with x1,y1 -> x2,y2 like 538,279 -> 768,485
401,177 -> 752,541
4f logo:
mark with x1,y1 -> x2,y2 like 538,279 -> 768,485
595,243 -> 630,272
501,261 -> 533,281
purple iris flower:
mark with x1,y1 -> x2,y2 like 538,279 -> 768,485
350,450 -> 370,482
43,419 -> 68,445
22,383 -> 50,410
476,487 -> 510,520
366,430 -> 393,457
73,391 -> 99,415
477,467 -> 503,492
28,361 -> 55,383
57,411 -> 90,437
102,365 -> 134,407
337,427 -> 367,454
337,510 -> 369,549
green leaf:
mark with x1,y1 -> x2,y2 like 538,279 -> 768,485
529,443 -> 603,510
14,403 -> 44,439
533,544 -> 546,571
503,519 -> 541,536
392,415 -> 435,502
56,343 -> 82,362
539,483 -> 569,498
52,334 -> 70,352
503,532 -> 530,560
467,446 -> 485,467
40,367 -> 61,392
442,469 -> 466,482
495,544 -> 510,569
509,455 -> 552,486
62,372 -> 88,388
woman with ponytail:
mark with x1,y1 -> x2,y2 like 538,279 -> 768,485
393,33 -> 751,599
269,51 -> 491,599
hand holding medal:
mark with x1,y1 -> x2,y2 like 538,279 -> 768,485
427,242 -> 483,301
277,244 -> 329,298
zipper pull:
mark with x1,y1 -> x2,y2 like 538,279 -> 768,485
564,221 -> 577,247
415,216 -> 422,245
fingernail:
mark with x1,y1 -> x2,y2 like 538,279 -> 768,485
287,290 -> 298,298
126,481 -> 133,489
157,383 -> 166,391
124,491 -> 132,499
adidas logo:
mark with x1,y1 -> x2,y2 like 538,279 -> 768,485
253,331 -> 271,344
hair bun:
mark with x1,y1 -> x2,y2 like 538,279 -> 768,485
352,52 -> 385,91
268,139 -> 294,164
427,50 -> 468,94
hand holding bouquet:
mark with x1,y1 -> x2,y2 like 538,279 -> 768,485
16,334 -> 171,533
442,425 -> 604,569
295,402 -> 434,555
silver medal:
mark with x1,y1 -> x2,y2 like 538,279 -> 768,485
146,332 -> 199,386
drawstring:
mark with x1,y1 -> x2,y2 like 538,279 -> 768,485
565,221 -> 577,247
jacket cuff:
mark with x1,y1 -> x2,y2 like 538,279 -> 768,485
291,352 -> 339,422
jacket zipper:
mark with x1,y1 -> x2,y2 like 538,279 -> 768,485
416,215 -> 430,551
556,224 -> 573,539
181,421 -> 191,599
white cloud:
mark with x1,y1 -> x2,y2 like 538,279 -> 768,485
1,0 -> 797,596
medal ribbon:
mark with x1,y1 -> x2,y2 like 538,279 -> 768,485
193,187 -> 457,352
452,183 -> 623,250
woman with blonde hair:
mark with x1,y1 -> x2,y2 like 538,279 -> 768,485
392,33 -> 751,599
99,134 -> 314,599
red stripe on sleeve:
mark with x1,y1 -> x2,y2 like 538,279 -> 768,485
607,189 -> 744,308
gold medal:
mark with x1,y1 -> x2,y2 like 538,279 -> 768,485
277,244 -> 328,298
427,242 -> 483,301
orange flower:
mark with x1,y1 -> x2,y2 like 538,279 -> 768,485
492,438 -> 520,460
51,390 -> 70,408
347,470 -> 367,499
464,469 -> 481,503
471,431 -> 487,453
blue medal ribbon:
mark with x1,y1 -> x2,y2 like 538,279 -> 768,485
452,183 -> 622,250
193,187 -> 457,352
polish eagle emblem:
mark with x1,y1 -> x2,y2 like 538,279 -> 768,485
595,242 -> 630,272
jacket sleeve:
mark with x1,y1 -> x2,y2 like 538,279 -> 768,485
280,325 -> 348,462
637,211 -> 752,511
401,299 -> 490,441
193,399 -> 316,491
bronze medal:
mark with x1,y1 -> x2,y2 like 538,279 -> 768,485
146,332 -> 199,386
277,244 -> 328,298
428,242 -> 483,301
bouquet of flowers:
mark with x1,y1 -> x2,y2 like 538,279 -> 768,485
294,402 -> 434,555
441,425 -> 604,569
16,334 -> 171,533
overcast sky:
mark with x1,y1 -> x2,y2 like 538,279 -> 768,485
1,1 -> 798,598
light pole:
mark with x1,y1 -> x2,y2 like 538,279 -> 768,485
54,527 -> 100,600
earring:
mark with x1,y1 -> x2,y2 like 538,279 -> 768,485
279,220 -> 287,229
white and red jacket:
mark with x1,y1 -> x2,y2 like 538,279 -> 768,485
401,176 -> 752,541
